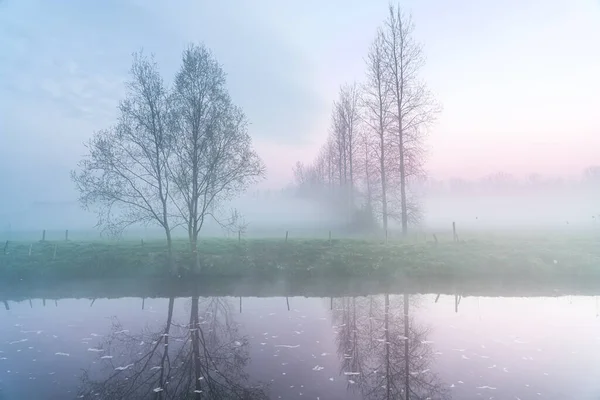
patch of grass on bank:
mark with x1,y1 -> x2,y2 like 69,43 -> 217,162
1,234 -> 600,282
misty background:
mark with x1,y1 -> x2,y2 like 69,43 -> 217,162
1,0 -> 599,238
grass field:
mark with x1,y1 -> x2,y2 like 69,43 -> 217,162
1,232 -> 600,282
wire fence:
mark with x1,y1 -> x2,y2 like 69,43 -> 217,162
0,222 -> 470,262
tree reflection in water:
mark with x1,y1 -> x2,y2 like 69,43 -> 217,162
332,294 -> 450,400
77,296 -> 268,399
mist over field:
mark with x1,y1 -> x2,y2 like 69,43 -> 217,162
2,175 -> 598,241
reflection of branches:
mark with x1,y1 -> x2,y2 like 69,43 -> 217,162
333,296 -> 383,394
77,296 -> 268,399
332,294 -> 450,400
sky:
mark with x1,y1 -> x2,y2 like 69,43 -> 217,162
1,0 -> 599,214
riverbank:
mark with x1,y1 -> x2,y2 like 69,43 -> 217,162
1,234 -> 599,282
4,274 -> 600,303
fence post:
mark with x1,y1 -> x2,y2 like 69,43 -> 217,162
285,231 -> 289,242
3,240 -> 7,255
28,244 -> 32,256
42,230 -> 46,241
385,229 -> 388,244
53,244 -> 57,260
238,230 -> 241,243
65,229 -> 69,241
329,230 -> 332,246
452,222 -> 457,242
141,238 -> 144,247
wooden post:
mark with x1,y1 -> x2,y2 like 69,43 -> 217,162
65,229 -> 69,241
54,300 -> 58,307
43,299 -> 46,307
433,234 -> 438,244
3,300 -> 9,311
385,229 -> 388,244
285,231 -> 289,242
42,230 -> 46,241
141,238 -> 144,246
329,230 -> 332,245
238,230 -> 241,243
28,244 -> 32,256
434,294 -> 441,303
53,244 -> 57,260
455,294 -> 458,313
90,298 -> 96,307
239,297 -> 242,313
286,296 -> 290,311
29,299 -> 32,308
3,240 -> 7,255
142,298 -> 145,310
452,222 -> 457,242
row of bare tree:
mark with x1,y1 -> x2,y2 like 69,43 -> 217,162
293,5 -> 440,235
71,45 -> 265,273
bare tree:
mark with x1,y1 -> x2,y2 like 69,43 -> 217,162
169,44 -> 265,270
362,29 -> 394,233
71,52 -> 177,270
337,83 -> 361,208
382,4 -> 440,235
289,5 -> 439,234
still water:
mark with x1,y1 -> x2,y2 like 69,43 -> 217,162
1,288 -> 600,399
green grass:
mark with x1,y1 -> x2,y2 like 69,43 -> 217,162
1,233 -> 600,282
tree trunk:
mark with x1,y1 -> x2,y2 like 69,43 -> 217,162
399,137 -> 408,235
156,296 -> 175,400
385,293 -> 391,400
380,132 -> 389,233
192,232 -> 200,272
191,295 -> 203,399
404,293 -> 410,400
166,230 -> 175,275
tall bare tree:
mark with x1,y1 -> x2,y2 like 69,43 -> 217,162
71,52 -> 177,270
169,44 -> 265,270
337,83 -> 361,207
362,29 -> 394,233
383,4 -> 440,235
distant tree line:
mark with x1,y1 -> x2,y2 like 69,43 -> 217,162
292,4 -> 441,236
422,167 -> 600,196
71,44 -> 265,273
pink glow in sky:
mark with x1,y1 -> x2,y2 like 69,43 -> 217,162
254,0 -> 600,186
1,0 -> 599,198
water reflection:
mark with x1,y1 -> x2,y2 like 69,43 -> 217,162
3,290 -> 600,399
76,295 -> 268,399
332,294 -> 449,400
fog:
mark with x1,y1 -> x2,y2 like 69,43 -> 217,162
1,175 -> 598,242
1,0 -> 599,242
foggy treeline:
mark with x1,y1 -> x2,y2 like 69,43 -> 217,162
290,5 -> 599,235
291,5 -> 440,236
